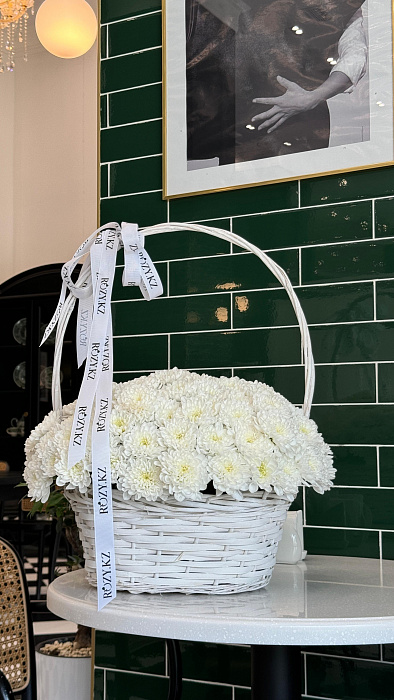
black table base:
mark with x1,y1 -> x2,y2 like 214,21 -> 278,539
251,645 -> 302,700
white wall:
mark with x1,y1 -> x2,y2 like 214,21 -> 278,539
0,69 -> 15,282
0,1 -> 98,285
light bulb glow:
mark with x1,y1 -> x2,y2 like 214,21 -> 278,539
35,0 -> 97,59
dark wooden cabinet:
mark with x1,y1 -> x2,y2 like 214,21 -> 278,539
0,264 -> 82,473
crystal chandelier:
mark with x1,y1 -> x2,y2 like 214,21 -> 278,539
0,0 -> 35,72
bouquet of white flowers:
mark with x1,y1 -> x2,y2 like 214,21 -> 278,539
22,221 -> 335,596
24,368 -> 334,507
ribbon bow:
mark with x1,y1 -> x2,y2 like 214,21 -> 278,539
41,221 -> 163,609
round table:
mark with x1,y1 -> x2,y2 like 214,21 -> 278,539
47,555 -> 394,699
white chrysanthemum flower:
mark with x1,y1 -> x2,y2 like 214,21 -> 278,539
23,463 -> 52,503
248,450 -> 279,493
159,419 -> 197,450
154,399 -> 181,425
118,457 -> 165,501
109,443 -> 127,482
219,398 -> 253,427
116,386 -> 155,421
157,449 -> 209,501
110,409 -> 133,437
55,456 -> 91,493
208,452 -> 251,500
197,422 -> 235,455
123,422 -> 162,458
181,395 -> 216,424
256,408 -> 302,459
24,367 -> 335,504
272,459 -> 301,499
235,424 -> 272,458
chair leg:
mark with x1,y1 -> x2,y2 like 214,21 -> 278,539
0,670 -> 15,700
166,639 -> 182,700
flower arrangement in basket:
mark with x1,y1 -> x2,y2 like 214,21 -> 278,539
23,222 -> 335,600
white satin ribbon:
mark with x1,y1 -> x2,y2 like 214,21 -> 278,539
41,222 -> 163,610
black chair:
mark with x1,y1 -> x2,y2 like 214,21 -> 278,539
0,536 -> 37,700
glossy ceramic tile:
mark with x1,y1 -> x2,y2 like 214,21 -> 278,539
331,446 -> 378,487
379,447 -> 394,487
110,156 -> 162,196
93,669 -> 104,700
306,654 -> 394,699
170,328 -> 301,369
305,487 -> 394,530
378,363 -> 394,402
101,121 -> 162,163
100,190 -> 167,227
100,165 -> 108,199
301,166 -> 394,206
309,322 -> 394,363
100,26 -> 107,59
113,335 -> 168,371
169,182 -> 298,222
382,532 -> 394,560
232,201 -> 372,250
182,681 -> 232,700
95,631 -> 165,673
146,221 -> 230,261
302,240 -> 394,285
100,95 -> 107,129
101,48 -> 161,93
375,197 -> 394,238
305,645 -> 380,661
169,251 -> 299,297
180,642 -> 250,687
109,84 -> 162,126
376,280 -> 394,320
234,690 -> 251,700
233,283 -> 374,328
101,0 -> 161,24
304,527 -> 379,559
108,13 -> 161,56
235,364 -> 375,405
311,405 -> 394,445
112,294 -> 231,336
235,366 -> 304,404
99,3 -> 394,695
105,670 -> 167,700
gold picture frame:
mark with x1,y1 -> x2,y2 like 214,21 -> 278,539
163,0 -> 394,199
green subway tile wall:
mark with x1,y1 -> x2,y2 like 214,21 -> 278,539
96,4 -> 394,698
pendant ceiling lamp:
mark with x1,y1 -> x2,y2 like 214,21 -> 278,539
35,0 -> 97,59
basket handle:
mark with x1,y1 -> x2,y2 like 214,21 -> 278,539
142,223 -> 315,417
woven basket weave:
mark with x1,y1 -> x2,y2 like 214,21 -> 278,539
67,489 -> 290,594
60,221 -> 315,595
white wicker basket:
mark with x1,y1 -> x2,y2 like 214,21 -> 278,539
67,489 -> 291,594
58,220 -> 315,595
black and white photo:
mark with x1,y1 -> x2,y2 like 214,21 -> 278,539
164,0 -> 393,197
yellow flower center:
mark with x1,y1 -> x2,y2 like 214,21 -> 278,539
258,462 -> 268,477
140,436 -> 150,446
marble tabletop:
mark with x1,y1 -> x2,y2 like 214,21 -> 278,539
47,555 -> 394,646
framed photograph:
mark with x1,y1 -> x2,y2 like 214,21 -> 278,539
163,0 -> 393,198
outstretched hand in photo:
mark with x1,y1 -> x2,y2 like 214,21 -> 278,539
252,72 -> 353,134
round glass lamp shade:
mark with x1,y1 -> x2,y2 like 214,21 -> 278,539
35,0 -> 97,59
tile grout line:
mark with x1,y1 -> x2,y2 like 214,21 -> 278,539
102,45 -> 162,61
372,198 -> 376,238
101,80 -> 162,96
101,9 -> 161,27
101,117 -> 162,131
